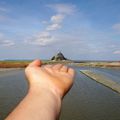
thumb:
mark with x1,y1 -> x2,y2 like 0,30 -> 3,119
29,59 -> 42,67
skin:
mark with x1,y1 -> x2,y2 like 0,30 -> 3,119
5,59 -> 75,120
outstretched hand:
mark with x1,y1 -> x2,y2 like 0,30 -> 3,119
25,59 -> 75,98
6,59 -> 75,120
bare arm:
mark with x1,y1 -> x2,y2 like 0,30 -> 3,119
5,59 -> 75,120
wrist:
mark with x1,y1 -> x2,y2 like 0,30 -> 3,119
28,80 -> 64,99
28,85 -> 62,117
28,84 -> 62,102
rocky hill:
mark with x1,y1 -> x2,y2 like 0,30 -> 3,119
51,52 -> 68,61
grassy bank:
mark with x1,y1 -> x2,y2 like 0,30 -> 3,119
0,60 -> 72,68
0,60 -> 120,68
0,61 -> 31,68
74,61 -> 120,68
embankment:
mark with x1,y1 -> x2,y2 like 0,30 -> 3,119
80,70 -> 120,94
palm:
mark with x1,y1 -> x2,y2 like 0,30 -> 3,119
25,60 -> 75,98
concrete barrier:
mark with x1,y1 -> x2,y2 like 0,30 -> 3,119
80,70 -> 120,94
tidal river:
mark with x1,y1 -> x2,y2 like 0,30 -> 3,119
0,67 -> 120,120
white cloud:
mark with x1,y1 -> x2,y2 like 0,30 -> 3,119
108,45 -> 116,48
47,4 -> 76,15
0,15 -> 5,20
51,14 -> 65,23
0,33 -> 14,46
0,15 -> 7,21
0,6 -> 8,12
42,21 -> 48,24
45,4 -> 76,31
0,40 -> 14,46
113,50 -> 120,54
0,6 -> 10,22
25,31 -> 55,46
26,4 -> 76,45
46,14 -> 64,31
46,23 -> 61,31
112,23 -> 120,32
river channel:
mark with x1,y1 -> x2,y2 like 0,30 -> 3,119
0,67 -> 120,120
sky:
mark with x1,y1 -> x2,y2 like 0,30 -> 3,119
0,0 -> 120,60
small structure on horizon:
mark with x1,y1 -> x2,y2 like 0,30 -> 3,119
51,52 -> 68,61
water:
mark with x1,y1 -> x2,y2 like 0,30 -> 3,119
0,70 -> 28,120
0,67 -> 120,120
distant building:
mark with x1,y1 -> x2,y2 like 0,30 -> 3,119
51,52 -> 67,61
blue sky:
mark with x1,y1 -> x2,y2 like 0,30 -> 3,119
0,0 -> 120,60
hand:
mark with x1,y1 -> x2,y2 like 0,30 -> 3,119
25,59 -> 75,99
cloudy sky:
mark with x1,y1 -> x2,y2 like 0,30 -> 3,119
0,0 -> 120,60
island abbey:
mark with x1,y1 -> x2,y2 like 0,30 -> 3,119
51,52 -> 68,61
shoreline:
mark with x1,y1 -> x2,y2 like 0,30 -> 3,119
0,61 -> 120,69
0,68 -> 23,72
